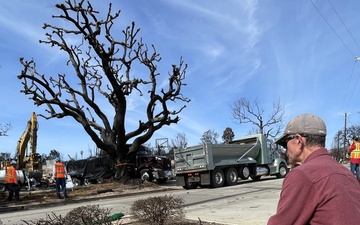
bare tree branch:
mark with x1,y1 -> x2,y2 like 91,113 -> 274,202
17,0 -> 190,169
0,123 -> 12,136
231,98 -> 284,138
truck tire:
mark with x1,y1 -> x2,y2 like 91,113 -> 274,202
0,184 -> 6,192
72,178 -> 82,186
225,167 -> 238,186
140,169 -> 153,182
276,163 -> 288,178
183,178 -> 198,190
238,166 -> 250,180
84,179 -> 90,186
251,175 -> 261,181
96,177 -> 104,184
211,168 -> 225,188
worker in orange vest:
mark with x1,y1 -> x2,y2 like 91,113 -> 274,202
348,137 -> 360,181
52,158 -> 69,199
5,160 -> 20,201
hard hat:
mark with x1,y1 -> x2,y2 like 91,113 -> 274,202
10,160 -> 17,165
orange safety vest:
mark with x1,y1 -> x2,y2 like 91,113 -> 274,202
54,162 -> 66,179
4,166 -> 17,184
350,143 -> 360,159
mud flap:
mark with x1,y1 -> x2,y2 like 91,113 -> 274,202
200,172 -> 211,185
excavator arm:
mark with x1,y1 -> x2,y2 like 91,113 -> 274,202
15,112 -> 38,170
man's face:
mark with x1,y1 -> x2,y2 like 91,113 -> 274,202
284,134 -> 302,164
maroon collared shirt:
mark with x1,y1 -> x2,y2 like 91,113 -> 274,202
268,148 -> 360,225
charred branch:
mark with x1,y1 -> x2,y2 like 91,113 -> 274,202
18,0 -> 189,163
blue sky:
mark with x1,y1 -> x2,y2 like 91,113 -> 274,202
1,0 -> 360,159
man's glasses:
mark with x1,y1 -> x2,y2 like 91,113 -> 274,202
284,135 -> 297,144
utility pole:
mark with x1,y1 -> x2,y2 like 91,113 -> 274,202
343,112 -> 347,162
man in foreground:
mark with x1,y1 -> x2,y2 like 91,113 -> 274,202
268,113 -> 360,225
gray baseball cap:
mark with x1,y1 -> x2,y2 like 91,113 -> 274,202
275,113 -> 326,147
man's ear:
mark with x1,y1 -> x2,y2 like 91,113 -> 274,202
296,135 -> 305,150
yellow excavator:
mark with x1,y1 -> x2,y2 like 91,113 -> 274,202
15,112 -> 42,180
0,112 -> 41,191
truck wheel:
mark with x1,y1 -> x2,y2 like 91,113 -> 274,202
225,168 -> 238,186
183,179 -> 198,190
140,169 -> 153,182
72,178 -> 82,186
238,166 -> 250,180
96,177 -> 104,184
211,168 -> 225,188
251,175 -> 261,181
84,179 -> 91,186
0,184 -> 6,192
276,163 -> 288,178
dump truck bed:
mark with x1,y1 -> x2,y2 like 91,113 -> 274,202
175,141 -> 261,173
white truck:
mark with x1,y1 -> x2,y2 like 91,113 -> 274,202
175,134 -> 288,189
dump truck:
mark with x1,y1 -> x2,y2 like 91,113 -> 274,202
175,133 -> 288,189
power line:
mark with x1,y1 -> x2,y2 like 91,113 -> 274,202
341,60 -> 356,110
341,58 -> 360,112
327,0 -> 360,108
327,0 -> 360,52
347,61 -> 360,107
309,0 -> 356,58
310,0 -> 360,112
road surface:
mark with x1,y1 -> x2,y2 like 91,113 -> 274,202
0,177 -> 283,225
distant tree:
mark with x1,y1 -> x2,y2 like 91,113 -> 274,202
171,133 -> 188,150
222,127 -> 234,144
200,130 -> 219,144
17,0 -> 189,180
0,152 -> 11,162
47,149 -> 62,160
329,130 -> 345,162
0,123 -> 12,136
339,124 -> 360,161
231,98 -> 284,139
345,125 -> 360,140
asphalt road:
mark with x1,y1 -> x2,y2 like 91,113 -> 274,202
0,177 -> 283,225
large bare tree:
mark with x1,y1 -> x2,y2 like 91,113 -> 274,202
231,98 -> 284,139
17,0 -> 190,177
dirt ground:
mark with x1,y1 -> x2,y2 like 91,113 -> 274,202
1,179 -> 158,204
0,180 -> 224,225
